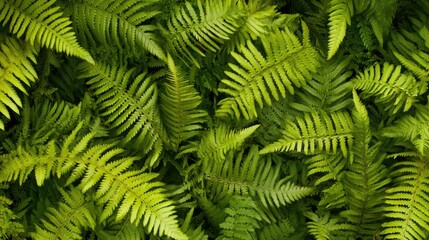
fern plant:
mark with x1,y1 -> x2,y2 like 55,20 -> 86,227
1,0 -> 429,239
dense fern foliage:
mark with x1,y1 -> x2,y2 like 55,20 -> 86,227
0,0 -> 429,239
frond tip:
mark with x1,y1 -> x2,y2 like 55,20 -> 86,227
0,0 -> 93,63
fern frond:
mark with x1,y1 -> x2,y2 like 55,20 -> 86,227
260,111 -> 353,157
31,188 -> 95,240
0,0 -> 93,63
218,196 -> 262,240
305,211 -> 356,240
327,0 -> 353,59
216,22 -> 320,119
95,221 -> 146,240
164,0 -> 242,67
382,102 -> 429,155
71,0 -> 165,60
160,55 -> 207,151
0,36 -> 37,130
340,91 -> 390,236
79,61 -> 167,166
197,124 -> 259,163
381,156 -> 429,239
0,195 -> 24,238
367,0 -> 397,46
258,218 -> 295,240
305,153 -> 346,186
353,62 -> 422,114
290,54 -> 353,113
203,145 -> 314,208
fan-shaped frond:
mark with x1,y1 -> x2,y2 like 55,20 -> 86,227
71,0 -> 165,60
218,196 -> 262,240
353,62 -> 423,114
381,157 -> 429,239
327,0 -> 353,59
79,61 -> 167,166
164,0 -> 242,67
0,37 -> 37,130
160,55 -> 207,151
290,54 -> 353,113
305,211 -> 356,240
260,111 -> 353,158
31,188 -> 95,240
203,145 -> 314,208
0,0 -> 93,63
340,91 -> 390,237
216,22 -> 320,119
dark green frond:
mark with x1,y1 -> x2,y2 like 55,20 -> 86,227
353,62 -> 423,114
0,0 -> 93,63
31,188 -> 95,240
160,55 -> 207,151
0,36 -> 37,130
216,22 -> 321,119
305,211 -> 356,240
79,61 -> 167,166
258,218 -> 295,240
261,111 -> 353,158
381,156 -> 429,239
290,54 -> 353,113
340,91 -> 390,237
71,0 -> 165,60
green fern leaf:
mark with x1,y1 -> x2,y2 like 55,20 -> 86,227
305,211 -> 356,240
164,0 -> 242,67
79,61 -> 167,166
218,196 -> 262,240
381,157 -> 429,239
71,0 -> 165,60
0,0 -> 93,63
260,111 -> 353,158
340,91 -> 390,236
327,0 -> 353,59
160,55 -> 207,151
354,62 -> 423,114
216,22 -> 320,119
31,188 -> 95,240
203,145 -> 314,208
306,153 -> 346,186
290,54 -> 353,113
0,37 -> 37,130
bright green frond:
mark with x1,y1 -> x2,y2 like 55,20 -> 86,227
203,145 -> 314,208
0,195 -> 24,238
261,111 -> 353,158
31,188 -> 95,240
0,37 -> 37,130
160,55 -> 207,151
216,22 -> 321,119
165,0 -> 242,67
327,0 -> 353,59
197,124 -> 259,163
79,61 -> 167,166
306,153 -> 346,186
353,62 -> 423,114
71,0 -> 165,60
381,157 -> 429,239
0,0 -> 93,63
